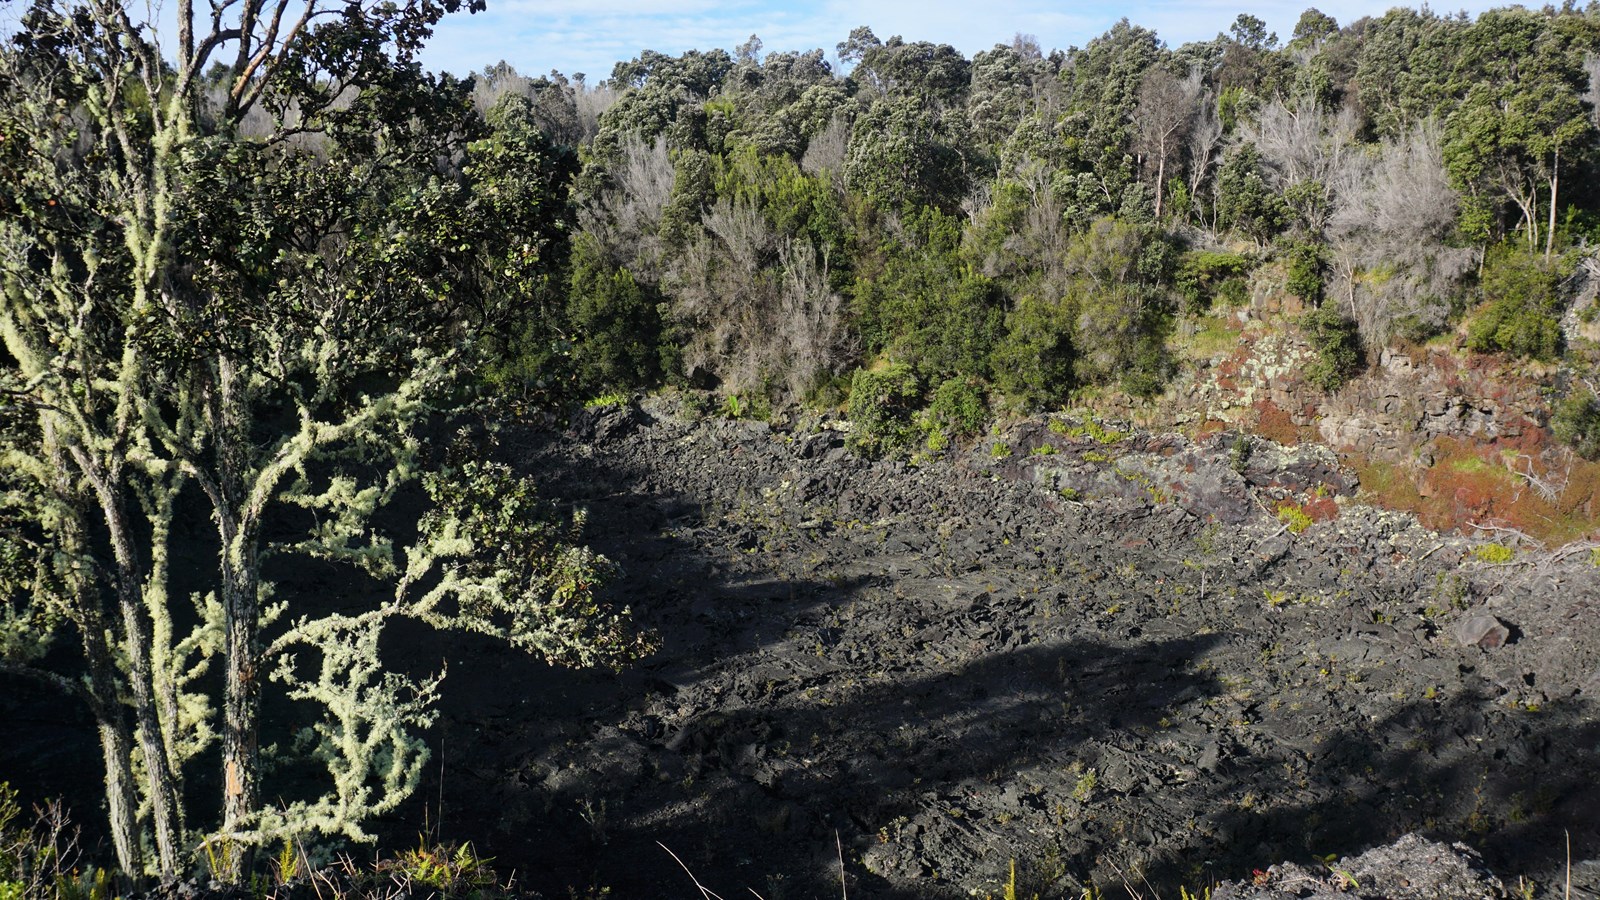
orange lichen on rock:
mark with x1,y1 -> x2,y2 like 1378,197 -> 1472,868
1349,436 -> 1600,543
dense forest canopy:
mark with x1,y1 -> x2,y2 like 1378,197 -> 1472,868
480,6 -> 1600,458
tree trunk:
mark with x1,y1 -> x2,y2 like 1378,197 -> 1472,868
75,578 -> 144,877
39,423 -> 155,879
145,485 -> 190,844
1501,160 -> 1539,254
219,553 -> 260,879
92,487 -> 182,876
114,575 -> 183,877
96,720 -> 143,879
1546,149 -> 1560,261
214,356 -> 260,881
1525,189 -> 1539,255
1154,149 -> 1167,220
71,445 -> 182,877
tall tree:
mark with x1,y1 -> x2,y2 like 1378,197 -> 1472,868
1056,20 -> 1164,223
0,0 -> 641,882
1444,8 -> 1595,255
1133,66 -> 1202,219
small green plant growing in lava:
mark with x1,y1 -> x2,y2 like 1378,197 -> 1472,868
1072,768 -> 1098,801
1276,502 -> 1313,534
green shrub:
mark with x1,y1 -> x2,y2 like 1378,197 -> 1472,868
1301,303 -> 1363,391
720,392 -> 771,421
1177,251 -> 1255,313
0,784 -> 102,900
1216,276 -> 1249,307
1064,219 -> 1179,397
1552,389 -> 1600,460
1059,415 -> 1130,444
566,237 -> 672,392
1215,144 -> 1289,244
927,375 -> 989,437
1465,248 -> 1563,361
377,841 -> 503,897
1115,330 -> 1177,398
0,783 -> 16,893
1467,302 -> 1563,360
992,293 -> 1075,406
992,217 -> 1177,403
847,363 -> 921,457
852,207 -> 1005,382
583,392 -> 629,409
1284,240 -> 1326,303
1230,433 -> 1253,473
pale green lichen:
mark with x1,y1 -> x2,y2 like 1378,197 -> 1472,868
1471,543 -> 1515,564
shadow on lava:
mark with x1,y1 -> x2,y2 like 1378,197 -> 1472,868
407,570 -> 1225,898
1137,688 -> 1600,895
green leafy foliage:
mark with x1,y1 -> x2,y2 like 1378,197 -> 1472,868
1466,248 -> 1564,360
990,217 -> 1178,402
926,376 -> 989,439
1471,542 -> 1516,563
846,363 -> 921,457
1216,144 -> 1289,245
1439,7 -> 1595,252
992,292 -> 1077,406
0,785 -> 100,900
0,0 -> 650,876
0,784 -> 18,897
1301,303 -> 1365,391
22,6 -> 1600,879
558,7 -> 1600,428
596,49 -> 736,153
1284,241 -> 1326,303
566,237 -> 672,393
1177,251 -> 1253,313
1062,218 -> 1178,396
1552,388 -> 1600,460
1276,501 -> 1314,533
852,207 -> 1004,381
844,97 -> 969,212
716,146 -> 849,264
377,841 -> 504,898
416,456 -> 644,667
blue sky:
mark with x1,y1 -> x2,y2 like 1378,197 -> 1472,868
418,0 -> 1506,82
0,0 -> 1507,85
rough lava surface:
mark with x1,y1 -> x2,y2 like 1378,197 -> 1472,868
4,396 -> 1598,899
423,397 -> 1600,899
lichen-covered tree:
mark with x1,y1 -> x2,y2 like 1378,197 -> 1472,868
0,0 -> 643,883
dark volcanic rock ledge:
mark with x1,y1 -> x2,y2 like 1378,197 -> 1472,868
434,397 -> 1600,900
